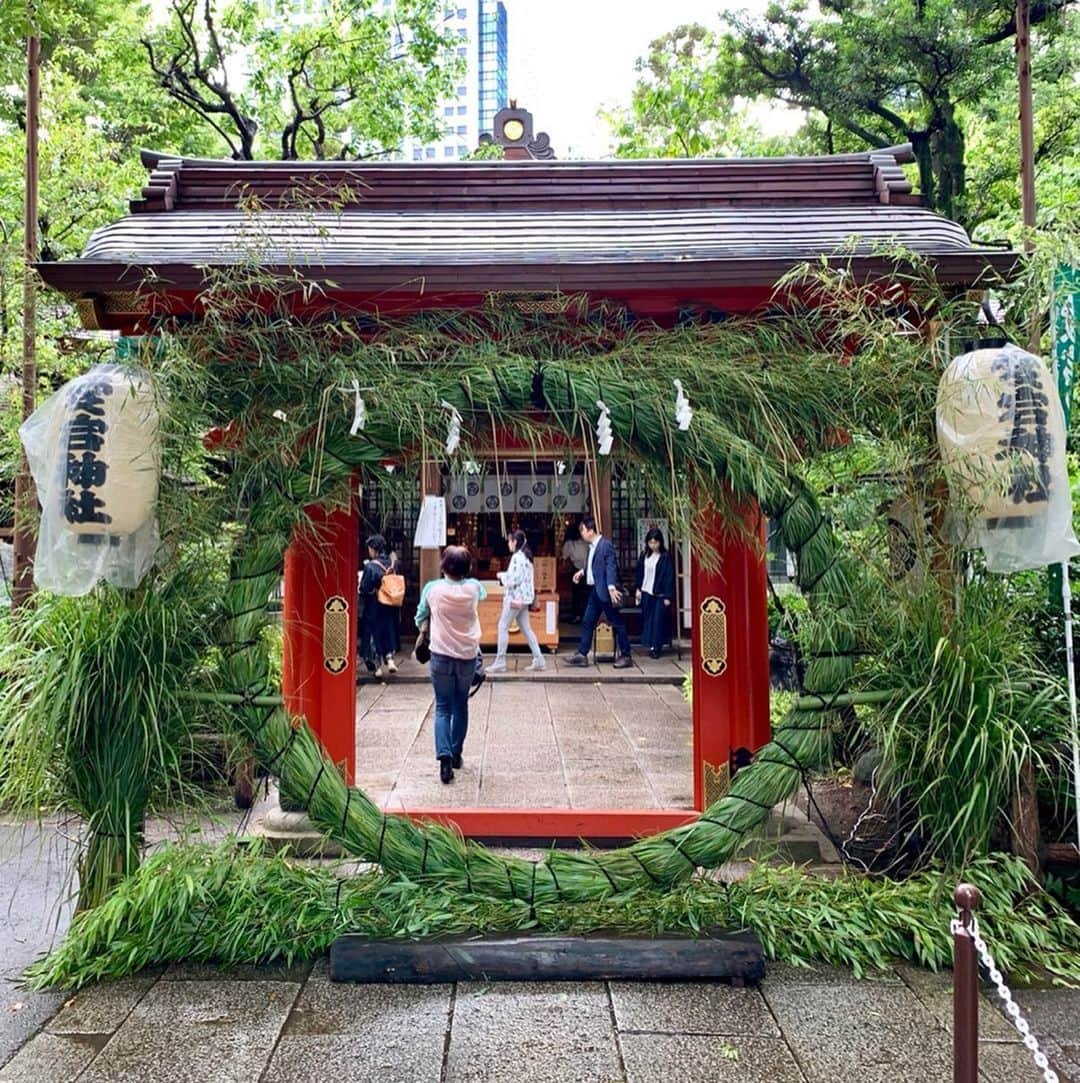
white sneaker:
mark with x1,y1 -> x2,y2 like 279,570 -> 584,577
374,665 -> 385,679
526,658 -> 546,671
487,659 -> 507,673
386,657 -> 398,673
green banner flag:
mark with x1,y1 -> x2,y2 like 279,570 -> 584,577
1053,264 -> 1080,428
1050,266 -> 1080,608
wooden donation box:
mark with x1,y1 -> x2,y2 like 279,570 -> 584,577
478,581 -> 560,651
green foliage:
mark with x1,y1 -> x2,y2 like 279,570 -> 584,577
0,551 -> 227,909
607,3 -> 1080,229
143,0 -> 461,160
861,572 -> 1070,865
24,841 -> 1080,989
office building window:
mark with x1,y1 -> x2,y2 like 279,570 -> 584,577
457,6 -> 466,16
412,148 -> 423,161
458,27 -> 467,37
457,145 -> 469,157
457,105 -> 467,115
457,85 -> 467,96
444,106 -> 455,116
457,124 -> 467,135
456,46 -> 467,57
444,146 -> 455,157
426,147 -> 436,158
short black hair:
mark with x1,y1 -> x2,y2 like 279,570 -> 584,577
579,515 -> 597,533
441,545 -> 472,579
365,533 -> 387,554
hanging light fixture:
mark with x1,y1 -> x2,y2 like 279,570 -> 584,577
19,363 -> 161,594
936,342 -> 1078,572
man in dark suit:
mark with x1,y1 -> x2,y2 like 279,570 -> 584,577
565,515 -> 632,669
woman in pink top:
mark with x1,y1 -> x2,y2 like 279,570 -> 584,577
414,546 -> 485,784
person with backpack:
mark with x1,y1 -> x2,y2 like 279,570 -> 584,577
358,533 -> 403,679
488,529 -> 545,673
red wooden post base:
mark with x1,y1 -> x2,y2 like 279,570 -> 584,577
282,503 -> 359,785
691,509 -> 770,810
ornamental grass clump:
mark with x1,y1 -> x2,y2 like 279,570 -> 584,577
0,555 -> 223,910
24,841 -> 1080,990
862,569 -> 1071,867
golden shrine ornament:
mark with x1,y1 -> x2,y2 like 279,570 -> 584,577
699,596 -> 728,676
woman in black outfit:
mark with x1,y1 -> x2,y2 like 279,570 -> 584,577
634,528 -> 675,659
359,533 -> 398,678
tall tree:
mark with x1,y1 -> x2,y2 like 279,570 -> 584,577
142,0 -> 461,160
609,1 -> 1076,227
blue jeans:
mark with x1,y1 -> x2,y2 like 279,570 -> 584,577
576,590 -> 632,657
430,652 -> 474,760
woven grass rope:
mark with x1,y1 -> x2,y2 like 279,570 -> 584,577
204,358 -> 859,904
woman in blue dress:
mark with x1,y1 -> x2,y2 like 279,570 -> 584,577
634,528 -> 675,659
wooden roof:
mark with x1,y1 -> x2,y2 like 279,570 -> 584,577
37,145 -> 1017,319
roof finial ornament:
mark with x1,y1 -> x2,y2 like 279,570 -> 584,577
482,103 -> 556,161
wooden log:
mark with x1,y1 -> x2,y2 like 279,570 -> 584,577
329,930 -> 765,985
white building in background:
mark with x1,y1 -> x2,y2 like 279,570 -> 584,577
400,0 -> 509,161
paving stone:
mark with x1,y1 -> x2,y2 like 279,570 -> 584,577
764,961 -> 901,986
1017,987 -> 1080,1051
610,982 -> 779,1036
893,964 -> 1018,1040
482,747 -> 564,773
78,979 -> 298,1083
445,982 -> 622,1083
763,977 -> 952,1082
976,1039 -> 1047,1082
263,963 -> 450,1083
478,779 -> 570,808
568,787 -> 659,810
620,1033 -> 806,1083
46,976 -> 157,1034
162,960 -> 313,984
266,1034 -> 444,1083
0,1032 -> 107,1083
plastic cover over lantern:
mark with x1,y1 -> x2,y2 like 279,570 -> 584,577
19,363 -> 162,595
936,343 -> 1079,573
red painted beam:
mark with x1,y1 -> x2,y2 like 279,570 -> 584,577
391,807 -> 698,840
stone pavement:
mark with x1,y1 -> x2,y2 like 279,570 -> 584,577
2,955 -> 1077,1082
0,821 -> 77,1068
357,676 -> 694,811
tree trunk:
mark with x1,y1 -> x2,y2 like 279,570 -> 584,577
909,129 -> 935,213
930,100 -> 966,224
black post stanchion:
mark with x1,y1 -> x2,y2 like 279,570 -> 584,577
953,883 -> 981,1083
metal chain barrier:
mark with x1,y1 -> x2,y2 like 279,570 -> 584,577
951,914 -> 1059,1083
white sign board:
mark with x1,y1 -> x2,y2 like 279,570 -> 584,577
637,517 -> 671,555
413,495 -> 447,548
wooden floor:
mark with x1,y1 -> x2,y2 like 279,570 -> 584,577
356,660 -> 694,812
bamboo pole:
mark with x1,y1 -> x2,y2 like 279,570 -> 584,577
11,32 -> 39,610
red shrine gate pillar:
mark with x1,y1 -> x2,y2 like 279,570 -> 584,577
691,507 -> 770,810
282,503 -> 359,784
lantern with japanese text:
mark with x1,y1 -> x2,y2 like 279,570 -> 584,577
19,363 -> 162,595
56,366 -> 160,536
936,344 -> 1079,572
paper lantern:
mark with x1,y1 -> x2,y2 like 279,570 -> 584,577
56,366 -> 160,536
936,343 -> 1078,572
19,362 -> 162,595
